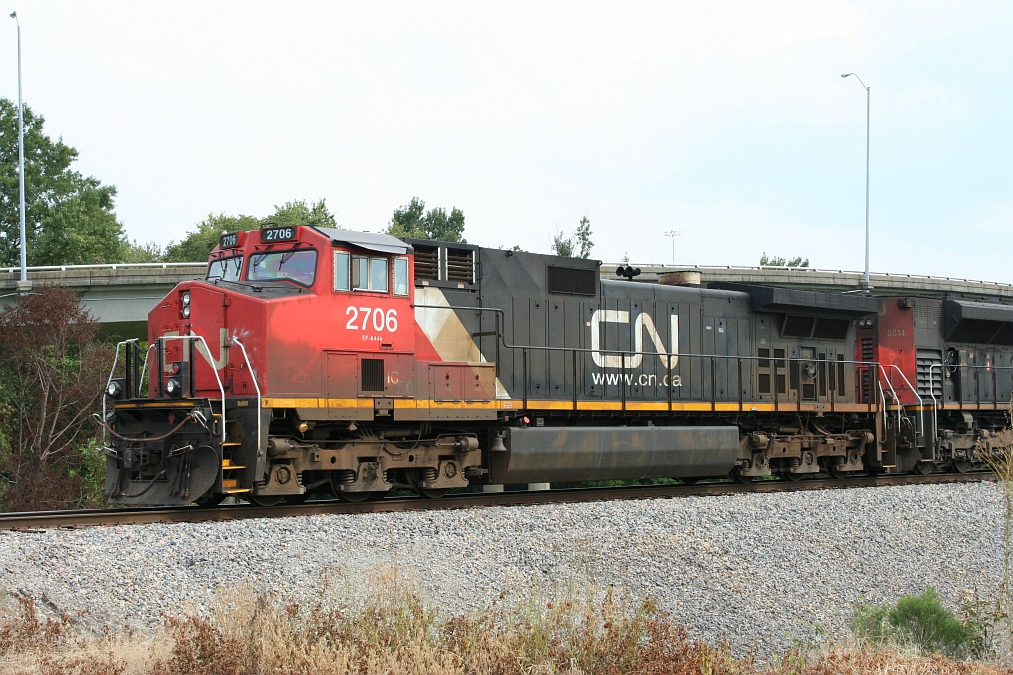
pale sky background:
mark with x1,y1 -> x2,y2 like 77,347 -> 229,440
1,2 -> 1010,279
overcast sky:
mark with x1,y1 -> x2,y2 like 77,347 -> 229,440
2,2 -> 1010,279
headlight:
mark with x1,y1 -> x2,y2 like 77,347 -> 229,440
182,304 -> 191,319
182,291 -> 190,306
165,378 -> 182,397
106,379 -> 123,398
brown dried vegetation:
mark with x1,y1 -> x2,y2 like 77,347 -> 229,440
2,571 -> 1012,675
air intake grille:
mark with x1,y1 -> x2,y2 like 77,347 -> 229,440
860,338 -> 875,403
361,359 -> 385,392
413,246 -> 438,280
446,248 -> 474,283
547,266 -> 597,296
916,349 -> 943,399
782,315 -> 815,338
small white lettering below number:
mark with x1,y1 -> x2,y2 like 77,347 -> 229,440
345,306 -> 398,333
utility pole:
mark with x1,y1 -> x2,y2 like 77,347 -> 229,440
11,11 -> 30,294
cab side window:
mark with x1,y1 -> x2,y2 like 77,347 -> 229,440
333,251 -> 350,291
393,257 -> 409,296
334,251 -> 392,293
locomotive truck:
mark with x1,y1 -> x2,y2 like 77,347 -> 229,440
101,224 -> 1013,505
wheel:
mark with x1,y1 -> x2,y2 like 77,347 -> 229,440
731,467 -> 754,484
681,477 -> 699,485
418,488 -> 449,499
827,466 -> 851,479
283,493 -> 309,505
913,461 -> 933,475
248,495 -> 283,507
197,493 -> 227,507
780,471 -> 805,482
951,459 -> 971,474
337,490 -> 371,503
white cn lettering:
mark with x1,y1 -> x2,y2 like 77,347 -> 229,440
590,310 -> 679,369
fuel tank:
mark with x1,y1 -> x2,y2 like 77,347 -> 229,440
492,426 -> 740,483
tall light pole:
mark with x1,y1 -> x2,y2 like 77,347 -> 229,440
665,230 -> 682,263
841,72 -> 870,289
10,12 -> 28,293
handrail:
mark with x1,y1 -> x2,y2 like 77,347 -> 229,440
416,301 -> 879,408
230,337 -> 262,457
149,333 -> 227,443
103,339 -> 137,444
876,367 -> 903,430
883,364 -> 925,439
1,261 -> 205,274
597,264 -> 1013,287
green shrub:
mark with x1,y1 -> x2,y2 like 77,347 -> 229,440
851,586 -> 992,659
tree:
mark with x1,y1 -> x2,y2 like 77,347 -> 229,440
163,213 -> 261,263
264,199 -> 337,229
161,199 -> 335,263
0,99 -> 127,267
387,197 -> 466,242
759,252 -> 809,268
0,286 -> 111,510
551,216 -> 594,258
551,229 -> 574,257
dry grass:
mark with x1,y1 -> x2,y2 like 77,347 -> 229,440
2,571 -> 1012,675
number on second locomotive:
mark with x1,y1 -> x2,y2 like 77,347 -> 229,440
345,306 -> 398,332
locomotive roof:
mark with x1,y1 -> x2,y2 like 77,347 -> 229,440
312,227 -> 413,255
710,282 -> 879,317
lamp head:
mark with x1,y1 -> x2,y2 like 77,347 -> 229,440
841,73 -> 851,78
9,12 -> 15,19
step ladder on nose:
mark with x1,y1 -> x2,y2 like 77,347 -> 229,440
220,441 -> 249,494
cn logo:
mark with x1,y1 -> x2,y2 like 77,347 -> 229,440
589,310 -> 679,369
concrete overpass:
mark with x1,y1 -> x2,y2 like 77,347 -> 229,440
0,262 -> 205,339
2,261 -> 1010,339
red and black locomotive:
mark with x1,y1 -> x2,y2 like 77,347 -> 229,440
102,224 -> 1013,505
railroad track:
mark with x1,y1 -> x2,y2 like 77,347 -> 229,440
0,472 -> 994,532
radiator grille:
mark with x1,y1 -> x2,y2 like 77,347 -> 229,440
916,349 -> 943,399
413,245 -> 438,280
445,248 -> 474,283
361,359 -> 385,392
547,266 -> 597,296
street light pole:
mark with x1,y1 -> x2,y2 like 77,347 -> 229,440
10,12 -> 28,293
665,230 -> 682,264
842,72 -> 870,289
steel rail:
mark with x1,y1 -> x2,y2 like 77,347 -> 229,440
0,472 -> 993,532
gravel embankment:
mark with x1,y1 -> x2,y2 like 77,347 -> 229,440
0,481 -> 1004,656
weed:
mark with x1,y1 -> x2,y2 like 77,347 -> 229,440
851,586 -> 996,659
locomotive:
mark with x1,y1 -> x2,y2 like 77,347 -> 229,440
102,224 -> 1013,505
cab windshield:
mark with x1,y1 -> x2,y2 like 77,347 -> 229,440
248,249 -> 317,286
206,255 -> 243,282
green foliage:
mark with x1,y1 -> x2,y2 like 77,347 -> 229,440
266,199 -> 337,229
67,438 -> 107,508
387,196 -> 466,243
162,212 -> 260,263
551,229 -> 574,257
0,98 -> 127,266
551,216 -> 594,259
121,239 -> 165,263
161,199 -> 337,263
851,586 -> 994,659
760,252 -> 809,267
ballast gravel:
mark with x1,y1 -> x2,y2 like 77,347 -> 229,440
0,481 -> 1004,656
